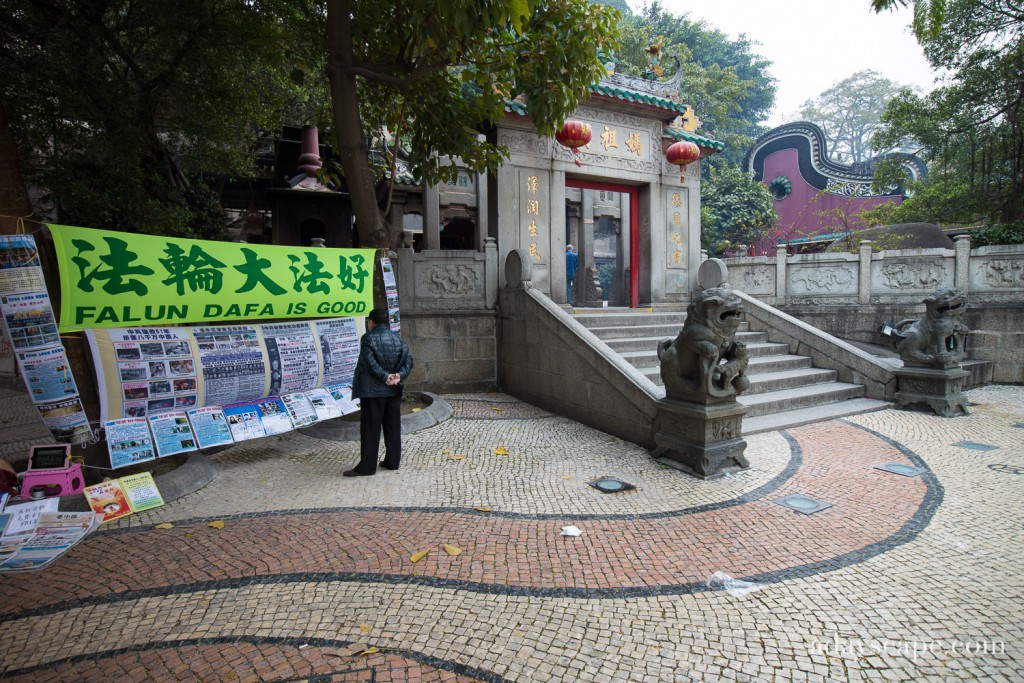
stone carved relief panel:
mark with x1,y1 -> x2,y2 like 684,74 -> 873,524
876,259 -> 950,290
982,258 -> 1024,288
740,266 -> 774,295
789,265 -> 856,293
498,132 -> 551,159
418,264 -> 481,298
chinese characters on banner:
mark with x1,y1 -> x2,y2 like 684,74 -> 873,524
48,224 -> 375,331
558,119 -> 649,165
0,234 -> 92,445
666,189 -> 688,268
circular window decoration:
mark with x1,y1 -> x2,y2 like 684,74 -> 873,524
768,175 -> 792,200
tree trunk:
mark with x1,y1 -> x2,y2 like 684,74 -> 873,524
325,0 -> 390,249
0,97 -> 35,234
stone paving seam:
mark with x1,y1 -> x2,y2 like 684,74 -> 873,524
0,635 -> 513,682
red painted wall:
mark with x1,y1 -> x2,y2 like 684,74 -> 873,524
756,149 -> 901,254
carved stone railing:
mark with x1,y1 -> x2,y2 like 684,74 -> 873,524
724,237 -> 1023,307
395,238 -> 498,314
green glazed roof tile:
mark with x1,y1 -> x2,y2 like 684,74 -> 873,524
665,126 -> 725,151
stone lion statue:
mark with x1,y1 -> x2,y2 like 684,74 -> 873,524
890,287 -> 969,369
658,285 -> 750,403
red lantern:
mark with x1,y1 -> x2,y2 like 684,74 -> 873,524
666,140 -> 701,183
555,120 -> 592,167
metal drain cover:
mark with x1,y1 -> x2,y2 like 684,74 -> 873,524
589,477 -> 635,494
774,494 -> 832,514
874,462 -> 927,477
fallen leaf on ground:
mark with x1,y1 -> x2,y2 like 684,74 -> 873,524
562,475 -> 573,480
443,544 -> 463,556
489,406 -> 504,412
358,647 -> 380,655
359,623 -> 373,633
473,506 -> 493,512
208,520 -> 225,529
493,446 -> 509,455
322,644 -> 366,658
412,408 -> 421,412
410,549 -> 431,563
441,448 -> 452,455
154,523 -> 174,529
448,454 -> 465,460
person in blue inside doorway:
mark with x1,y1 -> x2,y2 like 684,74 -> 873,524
566,244 -> 578,305
344,308 -> 414,477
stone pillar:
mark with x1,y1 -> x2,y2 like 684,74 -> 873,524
775,245 -> 787,304
424,184 -> 440,250
859,240 -> 873,305
476,170 -> 488,252
484,237 -> 498,309
954,234 -> 971,294
574,189 -> 603,306
614,192 -> 630,306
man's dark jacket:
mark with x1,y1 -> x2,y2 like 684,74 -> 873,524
351,325 -> 413,399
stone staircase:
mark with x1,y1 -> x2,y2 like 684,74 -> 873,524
572,308 -> 889,435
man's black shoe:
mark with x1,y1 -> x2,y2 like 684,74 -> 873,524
379,461 -> 399,471
343,469 -> 373,477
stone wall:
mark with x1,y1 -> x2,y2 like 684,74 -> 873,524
498,250 -> 659,448
725,238 -> 1024,383
395,241 -> 499,393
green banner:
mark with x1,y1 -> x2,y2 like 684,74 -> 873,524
50,225 -> 376,331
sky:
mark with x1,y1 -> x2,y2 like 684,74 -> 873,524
634,0 -> 939,126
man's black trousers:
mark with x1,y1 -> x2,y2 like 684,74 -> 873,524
357,394 -> 402,473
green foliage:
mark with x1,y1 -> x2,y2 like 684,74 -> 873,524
0,0 -> 326,238
326,0 -> 621,245
970,222 -> 1024,247
615,2 -> 776,168
797,70 -> 911,163
700,165 -> 776,254
871,0 -> 1023,224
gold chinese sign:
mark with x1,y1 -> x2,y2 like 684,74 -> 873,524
522,172 -> 547,264
667,190 -> 687,267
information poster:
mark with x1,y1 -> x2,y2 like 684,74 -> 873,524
119,472 -> 165,513
17,346 -> 79,404
191,325 -> 266,406
0,291 -> 60,351
186,407 -> 234,449
0,235 -> 46,295
223,401 -> 267,442
87,318 -> 364,423
380,257 -> 401,331
282,392 -> 318,428
315,317 -> 361,386
104,417 -> 156,469
37,397 -> 92,444
327,383 -> 360,415
147,412 -> 198,457
259,322 -> 321,396
305,388 -> 343,421
255,397 -> 293,435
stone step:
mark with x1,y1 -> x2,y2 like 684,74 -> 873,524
741,398 -> 890,435
572,310 -> 684,328
744,367 -> 839,395
737,382 -> 866,417
620,341 -> 791,370
602,331 -> 770,354
746,354 -> 815,373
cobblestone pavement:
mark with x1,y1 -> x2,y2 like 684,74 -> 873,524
1,387 -> 1021,682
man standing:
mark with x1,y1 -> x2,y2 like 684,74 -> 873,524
344,308 -> 414,477
565,244 -> 578,305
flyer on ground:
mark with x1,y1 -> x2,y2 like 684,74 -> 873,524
83,480 -> 133,523
0,511 -> 99,572
254,397 -> 293,435
305,388 -> 343,421
118,472 -> 164,513
147,411 -> 198,457
222,402 -> 268,442
186,406 -> 234,449
104,417 -> 156,469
